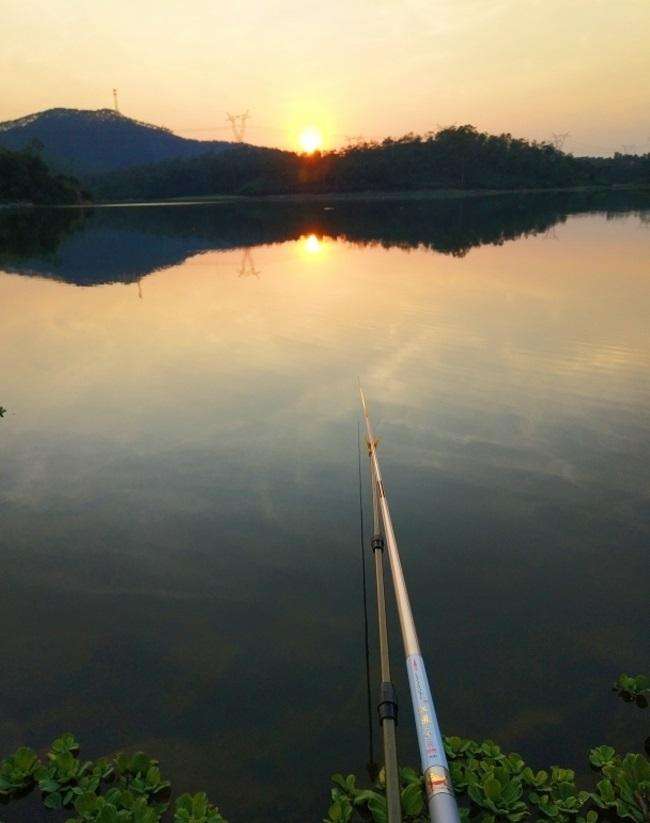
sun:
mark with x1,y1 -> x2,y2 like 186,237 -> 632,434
299,126 -> 323,154
304,233 -> 322,253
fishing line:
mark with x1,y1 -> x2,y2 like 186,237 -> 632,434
357,420 -> 376,780
360,386 -> 460,823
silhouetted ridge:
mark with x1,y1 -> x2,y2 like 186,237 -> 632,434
0,108 -> 233,175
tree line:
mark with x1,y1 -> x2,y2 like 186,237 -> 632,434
0,145 -> 87,205
88,125 -> 650,201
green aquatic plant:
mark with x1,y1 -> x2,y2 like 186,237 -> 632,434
324,736 -> 648,823
591,752 -> 649,823
1,674 -> 646,821
0,406 -> 6,417
589,746 -> 617,769
0,735 -> 226,823
323,672 -> 648,822
0,746 -> 39,796
174,792 -> 226,822
614,675 -> 649,707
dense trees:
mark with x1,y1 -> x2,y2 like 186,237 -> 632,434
0,145 -> 86,204
88,125 -> 650,201
2,124 -> 649,204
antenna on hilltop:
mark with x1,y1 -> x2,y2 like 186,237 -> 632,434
226,111 -> 250,142
551,132 -> 570,150
113,89 -> 120,114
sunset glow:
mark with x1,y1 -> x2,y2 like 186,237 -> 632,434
299,127 -> 323,154
304,233 -> 322,253
2,1 -> 648,154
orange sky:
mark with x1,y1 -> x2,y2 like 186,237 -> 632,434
2,0 -> 649,155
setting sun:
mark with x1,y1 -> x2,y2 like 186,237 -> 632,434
304,233 -> 322,253
299,126 -> 323,154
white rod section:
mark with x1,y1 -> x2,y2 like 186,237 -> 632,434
360,387 -> 460,823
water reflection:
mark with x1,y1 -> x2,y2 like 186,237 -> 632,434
1,189 -> 649,286
303,233 -> 324,255
0,197 -> 648,822
237,248 -> 260,279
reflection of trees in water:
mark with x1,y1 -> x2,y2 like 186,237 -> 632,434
0,190 -> 649,286
0,207 -> 85,261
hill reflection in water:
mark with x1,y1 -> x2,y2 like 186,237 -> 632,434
1,189 -> 649,286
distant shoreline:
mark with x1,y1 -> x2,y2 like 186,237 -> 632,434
3,182 -> 649,210
94,183 -> 650,207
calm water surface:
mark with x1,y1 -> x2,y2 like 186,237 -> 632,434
1,195 -> 648,821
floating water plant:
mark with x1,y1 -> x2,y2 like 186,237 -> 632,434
0,735 -> 226,822
614,674 -> 649,707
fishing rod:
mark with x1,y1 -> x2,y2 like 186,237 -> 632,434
357,423 -> 377,781
370,465 -> 402,822
360,387 -> 460,823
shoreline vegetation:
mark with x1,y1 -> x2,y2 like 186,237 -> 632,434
94,182 -> 650,207
0,676 -> 647,822
1,123 -> 649,207
84,125 -> 650,203
4,182 -> 649,211
0,146 -> 88,206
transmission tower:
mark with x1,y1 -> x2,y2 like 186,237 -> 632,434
551,132 -> 570,150
238,248 -> 260,278
226,111 -> 250,142
621,144 -> 637,155
345,135 -> 365,147
113,89 -> 120,113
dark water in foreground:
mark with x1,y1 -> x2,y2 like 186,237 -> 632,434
1,192 -> 649,821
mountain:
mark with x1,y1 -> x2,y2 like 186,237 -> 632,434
0,108 -> 232,176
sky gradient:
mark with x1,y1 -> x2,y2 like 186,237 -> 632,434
3,0 -> 649,155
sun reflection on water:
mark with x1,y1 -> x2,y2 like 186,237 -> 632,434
297,233 -> 329,262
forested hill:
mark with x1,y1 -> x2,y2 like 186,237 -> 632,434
0,146 -> 86,205
89,125 -> 650,201
0,108 -> 232,175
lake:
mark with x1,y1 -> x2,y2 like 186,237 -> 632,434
1,191 -> 648,821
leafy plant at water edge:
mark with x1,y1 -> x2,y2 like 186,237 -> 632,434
0,746 -> 39,796
325,738 -> 648,823
0,735 -> 227,822
325,674 -> 648,822
590,752 -> 649,823
614,675 -> 649,707
1,674 -> 646,821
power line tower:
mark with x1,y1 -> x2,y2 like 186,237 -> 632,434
345,135 -> 365,148
238,248 -> 260,278
621,144 -> 637,155
226,111 -> 250,142
113,89 -> 120,113
551,132 -> 570,150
